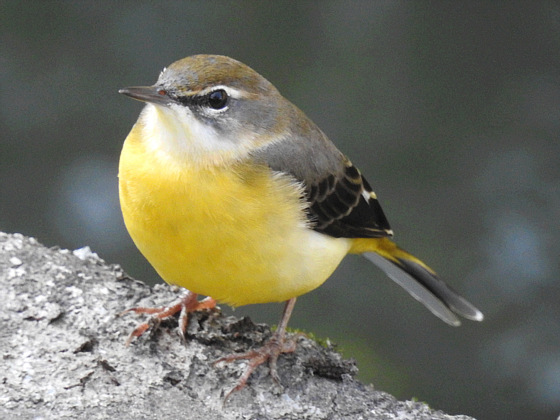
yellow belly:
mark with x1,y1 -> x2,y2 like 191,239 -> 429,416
118,128 -> 351,306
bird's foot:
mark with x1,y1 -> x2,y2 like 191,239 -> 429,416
120,290 -> 217,345
214,330 -> 297,403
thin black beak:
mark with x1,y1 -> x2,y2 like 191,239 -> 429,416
119,86 -> 172,106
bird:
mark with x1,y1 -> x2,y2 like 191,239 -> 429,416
118,54 -> 483,398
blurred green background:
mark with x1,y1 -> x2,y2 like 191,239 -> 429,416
2,2 -> 560,419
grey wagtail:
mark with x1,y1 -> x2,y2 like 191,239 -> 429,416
118,54 -> 483,398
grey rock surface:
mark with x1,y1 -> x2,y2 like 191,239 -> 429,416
0,232 -> 476,419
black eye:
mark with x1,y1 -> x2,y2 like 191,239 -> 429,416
207,89 -> 228,110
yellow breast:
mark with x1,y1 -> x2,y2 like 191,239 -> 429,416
118,117 -> 351,306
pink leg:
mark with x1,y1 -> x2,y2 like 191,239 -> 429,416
214,297 -> 298,402
121,290 -> 217,346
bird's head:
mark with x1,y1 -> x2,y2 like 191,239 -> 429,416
120,55 -> 291,166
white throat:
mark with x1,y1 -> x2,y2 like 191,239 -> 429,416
139,103 -> 250,168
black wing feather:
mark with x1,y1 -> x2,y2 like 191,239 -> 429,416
307,161 -> 393,239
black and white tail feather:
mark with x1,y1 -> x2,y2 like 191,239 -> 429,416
363,251 -> 484,326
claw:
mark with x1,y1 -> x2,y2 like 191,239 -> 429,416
121,290 -> 217,345
214,298 -> 298,403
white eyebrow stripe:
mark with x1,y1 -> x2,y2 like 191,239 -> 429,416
197,85 -> 245,99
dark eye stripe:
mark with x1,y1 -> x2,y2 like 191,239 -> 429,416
172,89 -> 229,110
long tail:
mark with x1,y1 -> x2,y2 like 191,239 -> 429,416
350,238 -> 484,326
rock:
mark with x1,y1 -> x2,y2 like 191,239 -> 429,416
0,232 -> 476,420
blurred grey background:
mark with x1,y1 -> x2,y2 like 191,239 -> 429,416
2,2 -> 559,419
